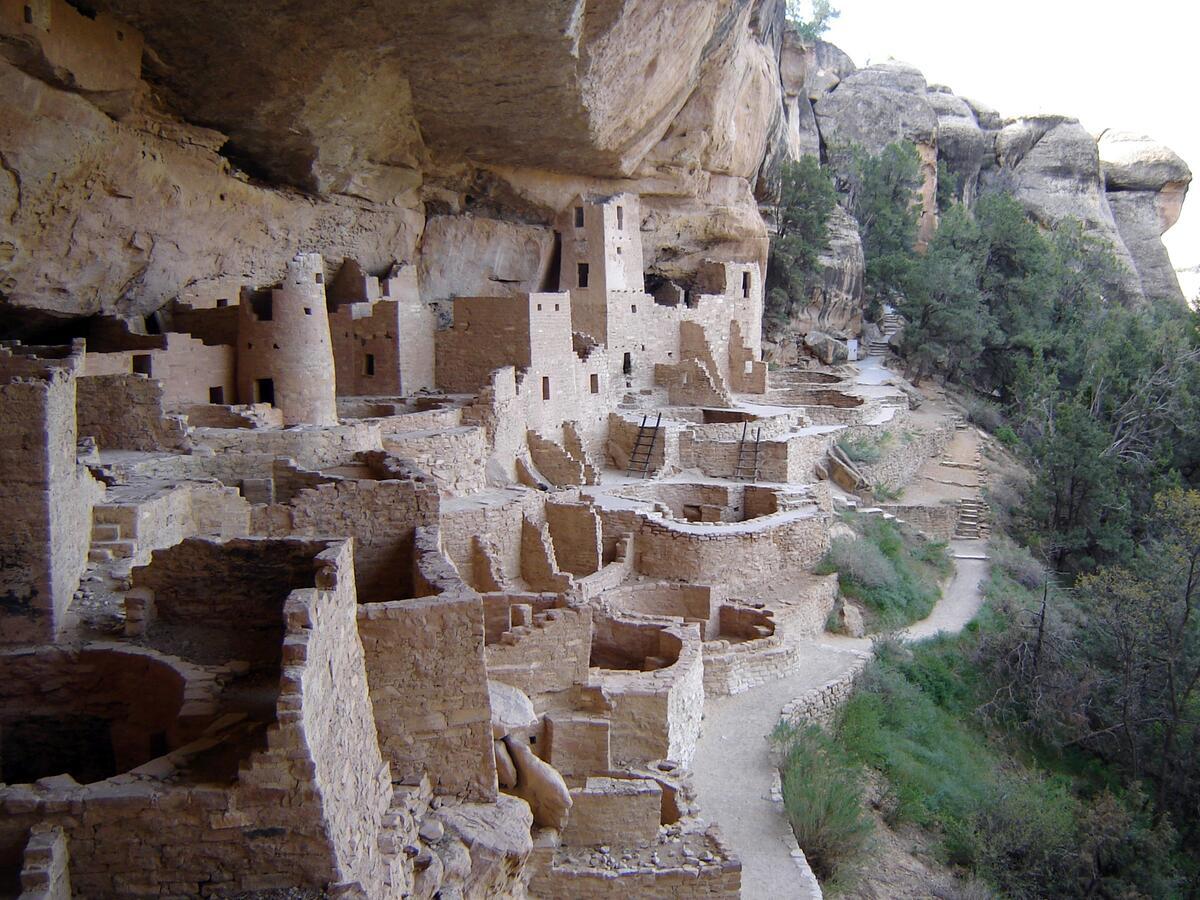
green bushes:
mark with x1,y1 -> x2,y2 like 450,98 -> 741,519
817,516 -> 950,629
773,722 -> 873,887
836,431 -> 892,464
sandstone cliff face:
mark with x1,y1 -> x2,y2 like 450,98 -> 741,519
0,0 -> 788,332
1098,131 -> 1193,304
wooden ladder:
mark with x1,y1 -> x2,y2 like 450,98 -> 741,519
733,423 -> 762,481
626,413 -> 662,479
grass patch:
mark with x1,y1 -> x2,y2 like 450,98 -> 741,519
816,514 -> 951,630
773,722 -> 873,889
837,431 -> 894,464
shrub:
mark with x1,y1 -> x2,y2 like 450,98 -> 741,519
774,722 -> 873,884
988,534 -> 1045,590
965,399 -> 1003,432
873,482 -> 903,502
837,434 -> 882,464
821,535 -> 895,588
994,424 -> 1019,448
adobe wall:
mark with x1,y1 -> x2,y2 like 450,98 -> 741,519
0,341 -> 100,644
189,419 -> 382,473
603,583 -> 721,640
252,458 -> 440,601
622,510 -> 831,585
594,619 -> 705,768
544,501 -> 602,577
384,425 -> 487,497
0,540 -> 394,897
76,374 -> 190,451
853,418 -> 955,490
485,602 -> 592,704
435,295 -> 533,392
358,590 -> 497,802
82,332 -> 236,409
237,253 -> 338,426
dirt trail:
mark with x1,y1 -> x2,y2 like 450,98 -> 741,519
691,542 -> 988,899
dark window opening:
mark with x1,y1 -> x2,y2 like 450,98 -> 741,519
577,263 -> 589,289
208,386 -> 225,404
631,304 -> 637,313
574,207 -> 584,228
364,353 -> 375,377
590,373 -> 599,394
131,354 -> 152,376
1,714 -> 115,785
622,352 -> 632,376
617,206 -> 624,230
116,29 -> 124,41
65,1 -> 98,19
303,307 -> 312,316
315,273 -> 324,284
23,5 -> 33,24
144,313 -> 162,335
255,378 -> 275,406
554,303 -> 560,311
742,271 -> 751,298
216,298 -> 229,308
542,376 -> 551,401
536,303 -> 542,311
250,292 -> 273,321
272,343 -> 280,350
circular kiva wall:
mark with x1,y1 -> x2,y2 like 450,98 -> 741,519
0,647 -> 187,785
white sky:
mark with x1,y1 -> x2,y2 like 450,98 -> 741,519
820,0 -> 1198,273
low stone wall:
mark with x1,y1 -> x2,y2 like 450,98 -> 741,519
853,419 -> 955,491
878,501 -> 959,540
76,374 -> 189,451
383,424 -> 488,497
528,857 -> 741,898
778,654 -> 870,729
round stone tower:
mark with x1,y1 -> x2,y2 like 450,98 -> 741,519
237,253 -> 338,426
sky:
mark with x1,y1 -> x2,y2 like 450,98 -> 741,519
818,0 -> 1198,286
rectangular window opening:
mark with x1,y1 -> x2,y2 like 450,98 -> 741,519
622,352 -> 632,376
303,307 -> 312,316
577,263 -> 589,289
208,386 -> 225,404
250,292 -> 273,322
574,207 -> 584,228
216,298 -> 229,308
590,373 -> 599,394
131,354 -> 152,376
630,304 -> 637,313
541,376 -> 551,401
255,378 -> 275,406
23,5 -> 32,24
364,353 -> 376,377
742,271 -> 751,298
315,273 -> 324,284
616,206 -> 624,230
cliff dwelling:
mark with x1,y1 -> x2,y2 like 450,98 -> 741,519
0,0 -> 1193,897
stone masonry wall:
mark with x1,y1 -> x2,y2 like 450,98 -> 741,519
76,374 -> 190,452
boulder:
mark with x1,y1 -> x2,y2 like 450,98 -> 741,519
488,680 -> 538,740
804,330 -> 850,366
1097,131 -> 1191,304
494,739 -> 518,790
838,601 -> 866,637
418,216 -> 555,303
782,205 -> 865,338
983,116 -> 1144,303
927,87 -> 990,206
436,796 -> 532,899
503,735 -> 573,831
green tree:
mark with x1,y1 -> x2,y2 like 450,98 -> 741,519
786,0 -> 840,41
843,141 -> 922,315
765,155 -> 837,328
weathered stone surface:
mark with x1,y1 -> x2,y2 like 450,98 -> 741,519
815,62 -> 938,245
436,795 -> 533,898
0,57 -> 423,328
780,205 -> 864,339
927,87 -> 990,206
804,330 -> 849,366
418,217 -> 556,303
778,35 -> 854,163
488,680 -> 538,740
1096,133 -> 1191,302
494,740 -> 518,790
504,736 -> 573,831
984,115 -> 1144,302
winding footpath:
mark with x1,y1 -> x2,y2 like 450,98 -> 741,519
691,541 -> 989,899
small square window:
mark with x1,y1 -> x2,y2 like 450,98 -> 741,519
304,307 -> 312,315
574,207 -> 584,228
208,386 -> 225,404
131,354 -> 152,375
315,273 -> 324,284
216,298 -> 229,308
